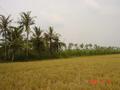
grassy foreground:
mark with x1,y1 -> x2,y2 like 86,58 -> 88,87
0,55 -> 120,90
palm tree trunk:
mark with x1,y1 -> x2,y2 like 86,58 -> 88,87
50,39 -> 52,54
12,49 -> 15,62
26,30 -> 29,58
8,45 -> 10,60
4,42 -> 7,60
4,32 -> 7,60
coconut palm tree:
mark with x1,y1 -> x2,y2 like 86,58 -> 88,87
48,26 -> 54,54
52,34 -> 66,52
80,43 -> 84,49
85,44 -> 89,49
44,32 -> 49,52
7,26 -> 23,61
88,43 -> 93,49
94,44 -> 99,50
74,43 -> 79,50
32,26 -> 45,54
59,42 -> 66,51
18,11 -> 35,58
0,15 -> 12,60
68,43 -> 74,50
44,26 -> 55,54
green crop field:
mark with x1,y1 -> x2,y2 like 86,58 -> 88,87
0,54 -> 120,90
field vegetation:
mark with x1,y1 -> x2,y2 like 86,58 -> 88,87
0,54 -> 120,90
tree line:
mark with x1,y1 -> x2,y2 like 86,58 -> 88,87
0,11 -> 120,62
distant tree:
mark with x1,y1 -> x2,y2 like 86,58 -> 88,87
88,43 -> 93,49
44,32 -> 49,52
52,34 -> 66,52
18,11 -> 35,58
68,43 -> 74,50
8,26 -> 23,61
32,26 -> 45,54
74,43 -> 79,50
85,44 -> 89,49
80,43 -> 84,49
94,44 -> 99,50
44,26 -> 56,54
60,42 -> 66,50
48,26 -> 54,54
0,15 -> 12,60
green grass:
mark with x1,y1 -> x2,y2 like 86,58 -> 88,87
0,54 -> 120,90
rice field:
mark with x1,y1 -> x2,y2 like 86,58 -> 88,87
0,54 -> 120,90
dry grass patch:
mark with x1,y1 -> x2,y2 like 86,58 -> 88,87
0,54 -> 120,90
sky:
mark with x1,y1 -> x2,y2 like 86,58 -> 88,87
0,0 -> 120,46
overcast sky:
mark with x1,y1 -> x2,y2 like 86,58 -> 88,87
0,0 -> 120,46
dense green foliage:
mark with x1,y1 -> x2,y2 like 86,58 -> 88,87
0,11 -> 120,61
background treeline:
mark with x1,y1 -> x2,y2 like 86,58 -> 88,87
61,43 -> 120,58
0,11 -> 120,62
